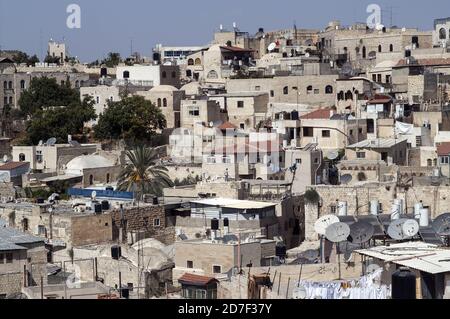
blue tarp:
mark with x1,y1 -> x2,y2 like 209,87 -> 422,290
68,188 -> 134,200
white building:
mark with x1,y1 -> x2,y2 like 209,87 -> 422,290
115,64 -> 180,87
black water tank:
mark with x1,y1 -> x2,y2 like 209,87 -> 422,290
37,198 -> 45,204
291,111 -> 299,121
121,286 -> 129,299
153,52 -> 160,62
211,218 -> 219,231
111,246 -> 122,260
224,218 -> 230,227
276,243 -> 287,258
392,267 -> 416,299
101,200 -> 110,211
94,203 -> 102,214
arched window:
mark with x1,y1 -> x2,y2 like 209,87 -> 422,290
439,28 -> 447,40
207,70 -> 218,79
9,97 -> 13,105
19,153 -> 26,162
20,80 -> 26,89
75,80 -> 80,88
389,44 -> 394,52
123,71 -> 130,79
337,91 -> 345,101
8,81 -> 12,89
325,85 -> 333,94
162,71 -> 167,78
188,59 -> 194,66
362,46 -> 367,59
22,218 -> 29,232
306,86 -> 313,94
195,58 -> 201,65
157,98 -> 162,107
106,173 -> 110,184
171,71 -> 176,78
89,175 -> 94,185
283,86 -> 289,95
163,98 -> 167,107
345,91 -> 353,100
3,81 -> 6,89
427,159 -> 433,167
378,45 -> 382,53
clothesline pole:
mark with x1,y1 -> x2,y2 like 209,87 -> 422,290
277,273 -> 282,296
337,248 -> 342,280
286,277 -> 291,299
298,263 -> 303,283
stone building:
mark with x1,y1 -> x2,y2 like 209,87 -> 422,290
180,97 -> 223,129
48,40 -> 66,63
116,64 -> 181,88
80,85 -> 121,126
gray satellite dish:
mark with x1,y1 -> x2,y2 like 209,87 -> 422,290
388,219 -> 410,240
432,213 -> 450,236
340,174 -> 353,185
268,42 -> 277,52
46,137 -> 57,146
69,140 -> 81,147
327,151 -> 339,161
314,215 -> 340,236
402,219 -> 420,238
325,222 -> 351,243
348,222 -> 374,244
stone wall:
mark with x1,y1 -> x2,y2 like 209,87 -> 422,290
0,272 -> 22,297
71,214 -> 113,247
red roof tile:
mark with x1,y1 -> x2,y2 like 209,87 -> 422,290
218,122 -> 238,130
396,58 -> 450,67
367,94 -> 393,104
300,108 -> 332,120
437,142 -> 450,156
178,273 -> 218,286
0,162 -> 29,171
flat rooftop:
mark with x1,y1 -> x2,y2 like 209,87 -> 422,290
190,198 -> 276,209
347,138 -> 407,149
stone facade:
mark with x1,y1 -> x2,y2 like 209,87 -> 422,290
71,214 -> 113,247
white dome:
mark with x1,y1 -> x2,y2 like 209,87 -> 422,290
66,155 -> 114,175
149,85 -> 178,93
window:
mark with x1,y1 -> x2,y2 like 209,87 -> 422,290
9,97 -> 13,105
188,106 -> 200,116
440,156 -> 450,165
0,254 -> 3,264
20,80 -> 26,89
349,129 -> 354,136
162,71 -> 167,78
153,218 -> 161,227
163,98 -> 168,107
240,123 -> 245,130
123,71 -> 130,79
237,101 -> 244,108
357,152 -> 366,159
390,44 -> 394,52
283,86 -> 289,95
157,98 -> 162,107
270,90 -> 275,97
171,71 -> 176,78
378,45 -> 382,53
206,156 -> 216,164
5,253 -> 13,264
372,74 -> 377,82
314,89 -> 319,94
186,70 -> 192,77
377,74 -> 382,83
306,86 -> 313,94
412,36 -> 419,48
22,218 -> 29,232
325,85 -> 333,94
207,70 -> 218,79
38,225 -> 46,236
222,156 -> 232,164
195,58 -> 202,65
3,81 -> 6,89
322,130 -> 331,138
303,127 -> 314,137
188,58 -> 194,66
187,261 -> 194,269
345,91 -> 353,100
362,46 -> 367,59
213,265 -> 222,274
386,75 -> 391,83
8,81 -> 12,89
255,86 -> 261,91
89,175 -> 94,185
3,97 -> 7,105
36,150 -> 43,163
19,153 -> 26,162
337,91 -> 344,101
427,159 -> 433,167
296,158 -> 302,165
96,96 -> 100,104
358,128 -> 363,134
106,173 -> 110,184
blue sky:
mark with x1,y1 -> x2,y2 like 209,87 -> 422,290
1,0 -> 450,62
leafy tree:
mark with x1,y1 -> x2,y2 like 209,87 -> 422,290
101,52 -> 122,68
19,77 -> 80,117
94,95 -> 166,142
117,146 -> 173,199
25,95 -> 96,145
12,51 -> 40,66
44,55 -> 61,65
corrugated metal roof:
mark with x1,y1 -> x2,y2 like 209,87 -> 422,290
347,138 -> 407,149
0,225 -> 44,251
190,198 -> 276,210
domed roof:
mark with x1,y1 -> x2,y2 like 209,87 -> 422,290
149,85 -> 178,93
181,82 -> 201,95
66,155 -> 114,172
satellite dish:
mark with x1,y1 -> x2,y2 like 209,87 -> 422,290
402,219 -> 420,238
327,151 -> 339,161
2,155 -> 8,163
340,174 -> 353,185
388,219 -> 410,240
69,140 -> 81,147
38,140 -> 44,146
432,213 -> 450,236
305,52 -> 310,58
314,215 -> 340,236
348,222 -> 375,244
325,222 -> 350,243
46,137 -> 57,146
91,191 -> 97,200
268,43 -> 277,52
366,263 -> 382,274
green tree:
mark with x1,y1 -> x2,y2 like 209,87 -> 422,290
94,95 -> 166,142
19,77 -> 80,117
12,51 -> 40,66
44,55 -> 61,65
117,146 -> 173,199
101,52 -> 122,68
25,95 -> 96,145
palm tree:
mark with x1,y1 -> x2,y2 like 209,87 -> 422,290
117,146 -> 173,200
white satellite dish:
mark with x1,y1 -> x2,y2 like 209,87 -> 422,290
388,219 -> 409,240
314,215 -> 340,236
402,219 -> 420,238
2,155 -> 8,163
327,151 -> 339,161
305,52 -> 310,58
325,222 -> 351,243
38,140 -> 44,146
366,263 -> 382,274
91,191 -> 97,200
268,43 -> 277,52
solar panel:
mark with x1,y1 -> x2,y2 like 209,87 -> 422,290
357,215 -> 385,237
419,226 -> 444,245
